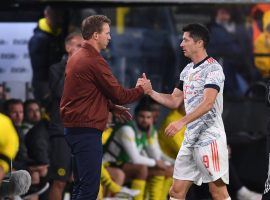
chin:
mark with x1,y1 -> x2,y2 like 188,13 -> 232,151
184,53 -> 189,57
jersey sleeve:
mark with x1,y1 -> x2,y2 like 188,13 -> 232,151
145,130 -> 162,160
177,81 -> 184,91
204,64 -> 225,92
117,126 -> 156,167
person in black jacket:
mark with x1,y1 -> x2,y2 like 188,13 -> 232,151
48,31 -> 82,200
24,100 -> 50,168
28,6 -> 64,102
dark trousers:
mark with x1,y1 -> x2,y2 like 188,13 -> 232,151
65,128 -> 102,200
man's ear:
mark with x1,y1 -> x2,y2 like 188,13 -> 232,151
198,40 -> 204,48
93,32 -> 98,40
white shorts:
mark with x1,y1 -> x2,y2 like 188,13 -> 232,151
173,138 -> 229,186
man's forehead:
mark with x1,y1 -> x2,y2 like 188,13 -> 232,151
102,23 -> 110,30
138,110 -> 152,115
183,32 -> 191,38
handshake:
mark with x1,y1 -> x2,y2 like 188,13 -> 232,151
136,73 -> 153,95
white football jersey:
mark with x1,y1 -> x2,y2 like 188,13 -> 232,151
180,57 -> 226,147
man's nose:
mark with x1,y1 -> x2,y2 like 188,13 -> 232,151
180,42 -> 183,47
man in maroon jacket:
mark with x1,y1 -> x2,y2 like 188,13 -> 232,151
60,15 -> 151,200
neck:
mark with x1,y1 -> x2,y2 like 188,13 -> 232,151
191,50 -> 208,65
86,40 -> 101,53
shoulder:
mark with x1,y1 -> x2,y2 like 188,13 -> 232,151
77,49 -> 108,68
0,114 -> 12,127
117,125 -> 135,135
115,125 -> 136,141
30,29 -> 50,42
205,58 -> 223,71
118,125 -> 135,133
180,63 -> 192,76
93,56 -> 109,67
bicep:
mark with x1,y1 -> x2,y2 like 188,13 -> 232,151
118,127 -> 140,156
203,88 -> 218,104
171,88 -> 184,107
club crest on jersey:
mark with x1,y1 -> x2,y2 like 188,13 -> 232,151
189,73 -> 200,81
189,74 -> 194,81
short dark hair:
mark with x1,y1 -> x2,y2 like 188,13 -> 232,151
134,103 -> 152,116
182,23 -> 210,48
24,99 -> 40,111
65,31 -> 82,45
3,99 -> 23,114
81,15 -> 111,40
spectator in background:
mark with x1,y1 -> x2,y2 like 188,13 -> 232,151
3,99 -> 50,199
208,7 -> 256,96
251,3 -> 270,43
158,105 -> 186,160
99,113 -> 140,199
23,99 -> 50,200
139,99 -> 175,200
0,113 -> 19,182
3,99 -> 29,170
103,103 -> 168,200
48,31 -> 82,200
254,11 -> 270,78
28,5 -> 64,102
22,99 -> 42,135
24,100 -> 49,181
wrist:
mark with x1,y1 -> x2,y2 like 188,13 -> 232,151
108,101 -> 116,111
181,116 -> 188,126
148,89 -> 154,97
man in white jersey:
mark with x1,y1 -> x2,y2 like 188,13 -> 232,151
145,23 -> 230,200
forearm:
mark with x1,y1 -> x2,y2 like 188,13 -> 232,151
150,90 -> 182,109
118,127 -> 156,167
181,100 -> 213,126
96,60 -> 144,105
123,140 -> 156,167
113,86 -> 144,105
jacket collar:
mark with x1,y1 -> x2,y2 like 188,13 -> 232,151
81,41 -> 100,57
38,18 -> 61,36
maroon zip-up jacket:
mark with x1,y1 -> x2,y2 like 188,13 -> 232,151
60,42 -> 144,131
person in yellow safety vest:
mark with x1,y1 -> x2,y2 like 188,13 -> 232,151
98,114 -> 140,199
158,105 -> 186,160
251,3 -> 270,43
254,11 -> 270,78
0,113 -> 19,182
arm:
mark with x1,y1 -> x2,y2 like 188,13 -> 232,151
145,130 -> 162,160
117,126 -> 156,167
181,88 -> 217,125
28,36 -> 50,74
146,130 -> 175,164
94,58 -> 144,105
165,88 -> 218,136
149,88 -> 184,109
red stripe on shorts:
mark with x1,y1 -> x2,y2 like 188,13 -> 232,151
211,142 -> 217,171
214,141 -> 220,171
